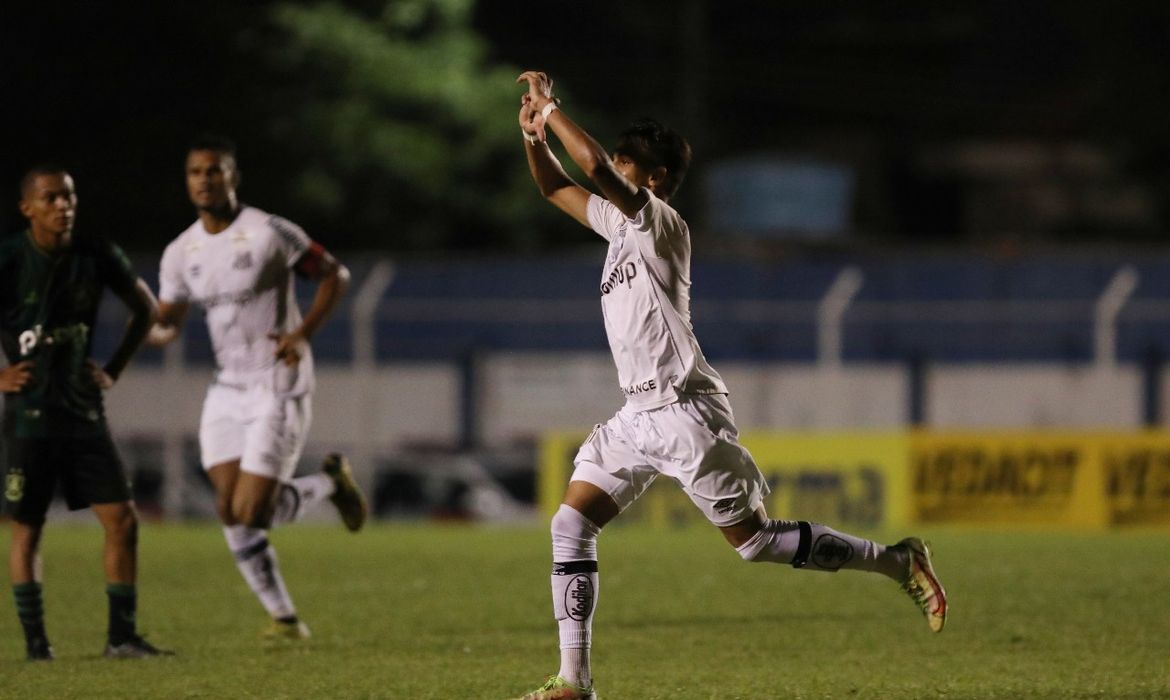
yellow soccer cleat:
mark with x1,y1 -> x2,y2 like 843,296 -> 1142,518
898,537 -> 948,632
509,675 -> 596,700
323,453 -> 368,532
261,618 -> 311,641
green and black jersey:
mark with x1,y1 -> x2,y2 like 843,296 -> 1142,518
0,230 -> 139,438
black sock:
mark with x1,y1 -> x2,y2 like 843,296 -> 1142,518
106,584 -> 137,645
13,582 -> 48,646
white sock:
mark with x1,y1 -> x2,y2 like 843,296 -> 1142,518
270,474 -> 335,526
551,504 -> 601,688
223,525 -> 297,619
735,519 -> 907,580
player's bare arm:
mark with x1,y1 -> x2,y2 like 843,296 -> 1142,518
147,300 -> 190,347
100,277 -> 158,384
0,360 -> 34,393
517,70 -> 648,219
519,92 -> 591,227
270,251 -> 350,367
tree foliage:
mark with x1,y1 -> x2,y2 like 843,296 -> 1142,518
252,0 -> 568,251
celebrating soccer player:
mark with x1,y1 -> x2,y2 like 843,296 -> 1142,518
148,135 -> 368,640
506,71 -> 949,700
1,166 -> 169,659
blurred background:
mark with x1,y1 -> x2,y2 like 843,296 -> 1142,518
3,0 -> 1170,527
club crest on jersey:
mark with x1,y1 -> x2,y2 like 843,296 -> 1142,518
601,261 -> 637,295
232,251 -> 254,270
5,469 -> 24,502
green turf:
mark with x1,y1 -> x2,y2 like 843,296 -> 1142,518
2,522 -> 1168,699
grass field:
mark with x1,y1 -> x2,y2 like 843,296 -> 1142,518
3,522 -> 1168,699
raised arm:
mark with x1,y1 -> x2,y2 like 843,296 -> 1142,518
518,71 -> 648,220
519,92 -> 592,227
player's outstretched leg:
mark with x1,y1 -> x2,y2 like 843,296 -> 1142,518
509,675 -> 596,700
734,520 -> 947,632
894,537 -> 948,632
323,453 -> 368,532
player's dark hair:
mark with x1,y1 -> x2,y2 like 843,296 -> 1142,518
614,118 -> 692,199
19,164 -> 70,198
188,133 -> 238,161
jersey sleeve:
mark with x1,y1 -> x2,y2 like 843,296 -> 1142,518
158,241 -> 190,303
99,240 -> 141,297
628,189 -> 687,259
585,194 -> 626,242
268,215 -> 312,267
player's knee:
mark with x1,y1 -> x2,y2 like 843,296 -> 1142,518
551,504 -> 601,561
215,496 -> 236,525
238,501 -> 274,529
104,508 -> 139,547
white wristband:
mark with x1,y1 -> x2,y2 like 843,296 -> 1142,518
523,130 -> 539,145
541,101 -> 558,120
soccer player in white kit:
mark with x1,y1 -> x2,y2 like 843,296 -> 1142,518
148,135 -> 368,640
507,72 -> 949,700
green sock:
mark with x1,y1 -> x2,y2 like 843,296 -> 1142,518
106,584 -> 137,645
13,582 -> 47,644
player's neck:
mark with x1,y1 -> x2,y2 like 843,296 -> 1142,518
198,205 -> 241,234
27,227 -> 72,255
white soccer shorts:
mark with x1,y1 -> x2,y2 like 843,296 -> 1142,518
572,393 -> 770,528
199,382 -> 312,481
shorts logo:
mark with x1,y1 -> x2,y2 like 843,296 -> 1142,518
564,574 -> 594,621
811,534 -> 854,571
713,497 -> 737,515
5,470 -> 25,502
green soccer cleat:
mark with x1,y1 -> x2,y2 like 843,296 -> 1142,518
323,453 -> 368,532
103,635 -> 173,659
898,537 -> 948,632
261,619 -> 311,641
509,675 -> 596,700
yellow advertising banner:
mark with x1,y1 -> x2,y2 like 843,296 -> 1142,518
1096,432 -> 1170,527
539,429 -> 1170,529
910,431 -> 1170,528
909,431 -> 1107,528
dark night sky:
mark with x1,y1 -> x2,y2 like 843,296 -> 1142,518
4,1 -> 1170,251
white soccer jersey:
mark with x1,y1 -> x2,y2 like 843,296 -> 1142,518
586,191 -> 727,410
159,206 -> 315,396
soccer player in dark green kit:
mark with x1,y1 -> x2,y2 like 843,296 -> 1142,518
0,166 -> 169,659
